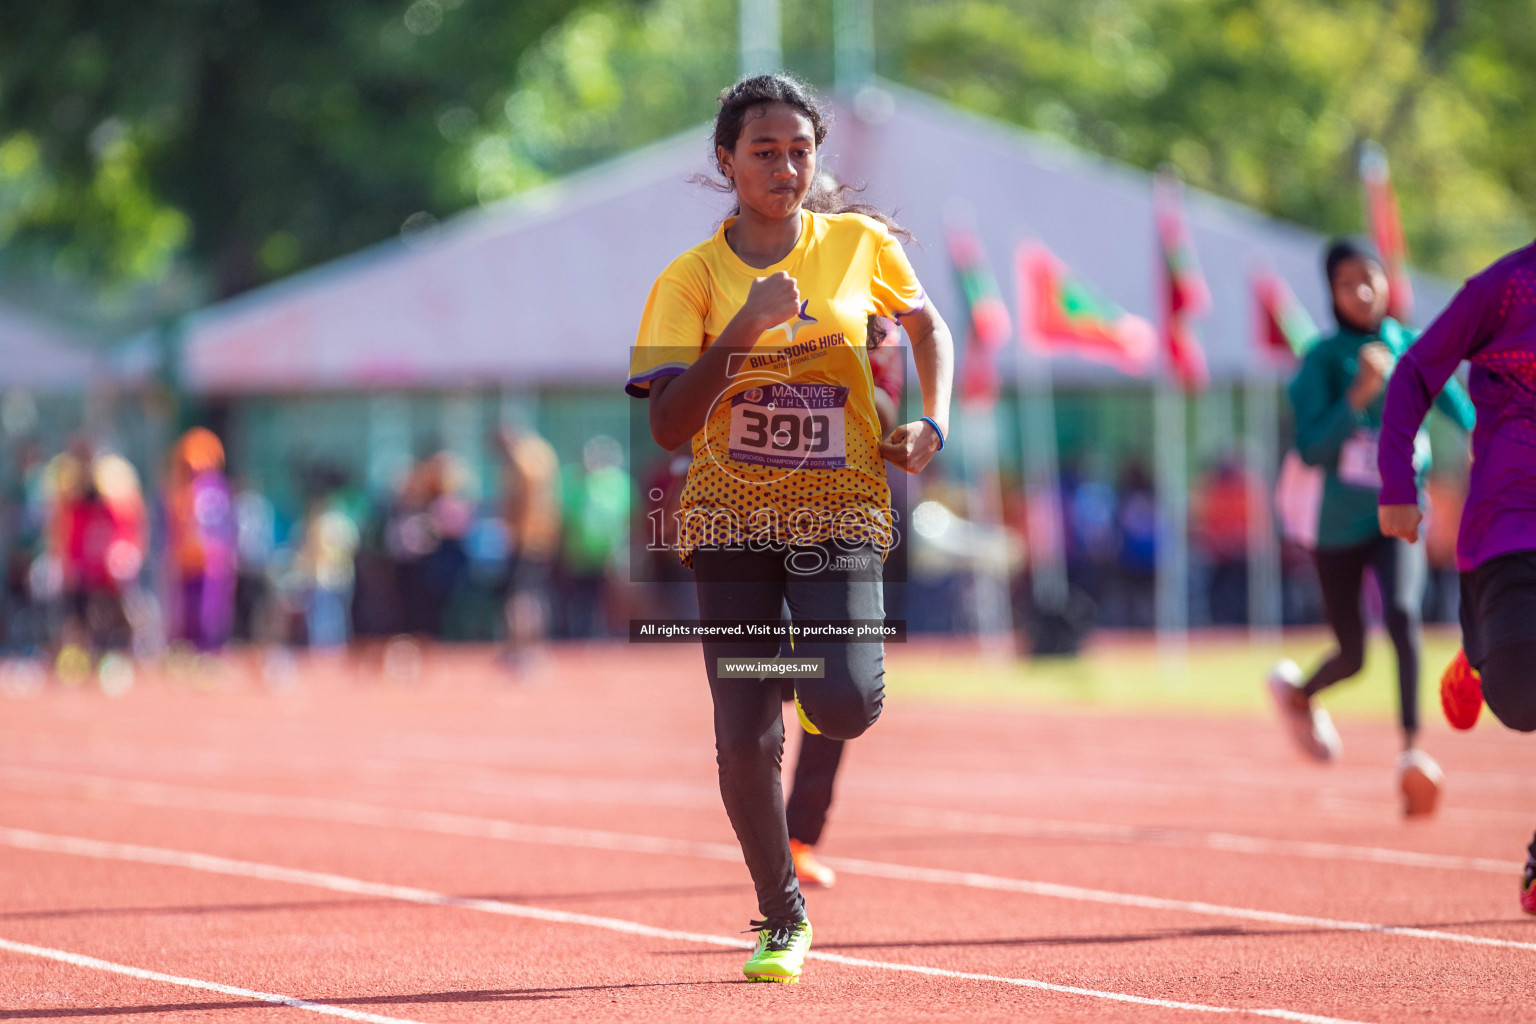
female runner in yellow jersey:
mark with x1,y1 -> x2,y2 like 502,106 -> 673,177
627,73 -> 954,983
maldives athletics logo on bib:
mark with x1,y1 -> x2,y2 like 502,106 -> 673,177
727,382 -> 848,470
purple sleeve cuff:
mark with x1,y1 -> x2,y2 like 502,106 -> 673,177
1378,476 -> 1420,506
625,364 -> 688,398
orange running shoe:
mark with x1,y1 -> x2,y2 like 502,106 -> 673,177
1521,861 -> 1536,916
1440,648 -> 1483,731
790,839 -> 836,888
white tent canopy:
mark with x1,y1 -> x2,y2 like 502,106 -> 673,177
167,82 -> 1455,393
0,301 -> 100,392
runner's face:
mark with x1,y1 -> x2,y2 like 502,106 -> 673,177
1330,257 -> 1390,331
718,103 -> 816,221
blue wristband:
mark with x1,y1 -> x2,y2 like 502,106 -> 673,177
921,415 -> 946,452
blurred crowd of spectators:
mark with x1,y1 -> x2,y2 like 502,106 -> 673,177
889,453 -> 1465,635
0,424 -> 641,686
2,425 -> 1467,688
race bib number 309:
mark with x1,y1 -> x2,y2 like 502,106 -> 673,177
728,383 -> 848,469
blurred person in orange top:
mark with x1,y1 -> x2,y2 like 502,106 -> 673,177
1192,456 -> 1264,626
497,426 -> 560,669
163,428 -> 237,653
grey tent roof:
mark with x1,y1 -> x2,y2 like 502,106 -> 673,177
0,301 -> 100,392
167,82 -> 1456,393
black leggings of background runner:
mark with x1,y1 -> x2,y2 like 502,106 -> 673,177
692,541 -> 885,923
1303,533 -> 1425,735
784,720 -> 844,847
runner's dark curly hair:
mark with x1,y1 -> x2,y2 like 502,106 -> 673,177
699,73 -> 910,241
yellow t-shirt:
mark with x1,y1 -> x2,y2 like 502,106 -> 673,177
628,209 -> 926,566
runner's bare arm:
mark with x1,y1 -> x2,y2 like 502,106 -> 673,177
648,273 -> 800,450
879,300 -> 953,474
1378,504 -> 1422,543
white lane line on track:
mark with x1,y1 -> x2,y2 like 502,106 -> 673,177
0,828 -> 1372,1024
858,805 -> 1521,875
4,809 -> 1535,957
0,937 -> 432,1024
814,853 -> 1536,951
3,770 -> 1533,951
0,763 -> 1520,877
0,767 -> 745,861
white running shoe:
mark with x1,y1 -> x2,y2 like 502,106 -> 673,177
1398,749 -> 1443,818
1267,659 -> 1342,762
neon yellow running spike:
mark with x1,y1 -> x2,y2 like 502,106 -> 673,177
794,693 -> 821,735
743,917 -> 812,983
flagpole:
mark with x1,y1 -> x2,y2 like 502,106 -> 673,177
959,398 -> 1014,657
1360,140 -> 1414,325
1017,345 -> 1067,612
1244,362 -> 1282,648
943,200 -> 1015,658
1247,268 -> 1317,648
1152,169 -> 1206,673
739,0 -> 782,76
1153,374 -> 1189,669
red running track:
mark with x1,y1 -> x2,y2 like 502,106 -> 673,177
2,642 -> 1536,1023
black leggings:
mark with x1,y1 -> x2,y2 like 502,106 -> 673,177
1461,550 -> 1536,733
693,541 -> 885,922
1304,534 -> 1425,734
785,721 -> 845,847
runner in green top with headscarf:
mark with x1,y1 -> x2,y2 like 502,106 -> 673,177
1268,238 -> 1474,817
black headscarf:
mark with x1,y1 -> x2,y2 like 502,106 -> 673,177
1323,237 -> 1386,331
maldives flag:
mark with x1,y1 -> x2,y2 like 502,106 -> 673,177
1153,172 -> 1211,392
1015,242 -> 1156,376
1360,141 -> 1414,323
1253,269 -> 1318,360
946,225 -> 1012,405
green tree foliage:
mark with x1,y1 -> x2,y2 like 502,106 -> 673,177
0,0 -> 594,299
459,0 -> 1536,281
2,0 -> 1533,309
891,0 -> 1535,277
457,0 -> 736,206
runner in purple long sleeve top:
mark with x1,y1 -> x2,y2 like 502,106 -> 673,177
1378,239 -> 1536,912
1379,241 -> 1536,567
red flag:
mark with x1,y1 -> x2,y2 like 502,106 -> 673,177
946,224 -> 1011,405
1153,172 -> 1210,392
1360,141 -> 1414,323
1252,269 -> 1318,360
1015,242 -> 1156,377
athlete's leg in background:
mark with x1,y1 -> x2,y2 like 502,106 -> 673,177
1372,534 -> 1425,742
786,730 -> 846,847
693,545 -> 804,923
1302,541 -> 1372,698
